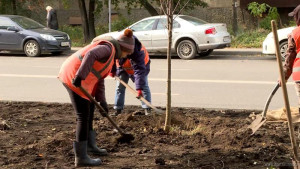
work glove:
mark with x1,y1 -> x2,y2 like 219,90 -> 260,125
136,89 -> 143,98
109,72 -> 115,77
100,101 -> 108,113
72,76 -> 82,87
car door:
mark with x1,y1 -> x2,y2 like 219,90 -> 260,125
151,18 -> 181,52
0,18 -> 23,50
129,18 -> 156,51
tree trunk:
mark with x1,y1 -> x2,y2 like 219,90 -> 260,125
232,0 -> 238,35
140,0 -> 159,16
164,0 -> 173,132
78,0 -> 90,43
88,0 -> 96,39
12,0 -> 17,15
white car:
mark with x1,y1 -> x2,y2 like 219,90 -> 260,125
94,15 -> 231,60
262,26 -> 296,59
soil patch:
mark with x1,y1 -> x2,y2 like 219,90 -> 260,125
0,101 -> 299,169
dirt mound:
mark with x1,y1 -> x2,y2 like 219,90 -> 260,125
0,101 -> 298,168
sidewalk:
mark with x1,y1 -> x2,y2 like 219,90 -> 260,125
70,47 -> 264,56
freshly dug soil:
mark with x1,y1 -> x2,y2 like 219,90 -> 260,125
0,101 -> 299,169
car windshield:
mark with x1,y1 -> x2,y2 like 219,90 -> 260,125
11,17 -> 45,29
179,16 -> 207,26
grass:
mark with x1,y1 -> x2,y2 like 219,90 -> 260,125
230,28 -> 269,48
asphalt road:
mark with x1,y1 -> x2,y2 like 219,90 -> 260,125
0,50 -> 297,111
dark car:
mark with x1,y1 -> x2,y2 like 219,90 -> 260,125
0,15 -> 71,57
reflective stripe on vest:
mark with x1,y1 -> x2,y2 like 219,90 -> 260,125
116,45 -> 149,75
292,27 -> 300,81
58,41 -> 115,100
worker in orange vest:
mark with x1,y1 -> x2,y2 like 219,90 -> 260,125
281,5 -> 300,113
109,36 -> 152,116
58,29 -> 134,167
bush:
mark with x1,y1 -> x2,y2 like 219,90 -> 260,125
60,25 -> 87,47
61,17 -> 133,47
247,2 -> 279,30
230,28 -> 269,48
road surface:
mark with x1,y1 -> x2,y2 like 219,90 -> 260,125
0,51 -> 297,111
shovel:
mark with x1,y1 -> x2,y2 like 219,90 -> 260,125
248,83 -> 280,134
115,76 -> 164,114
78,86 -> 134,143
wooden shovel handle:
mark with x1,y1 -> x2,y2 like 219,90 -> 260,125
115,76 -> 164,114
78,86 -> 126,135
272,20 -> 299,161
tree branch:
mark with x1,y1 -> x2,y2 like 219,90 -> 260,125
173,0 -> 191,18
173,0 -> 181,14
160,0 -> 167,15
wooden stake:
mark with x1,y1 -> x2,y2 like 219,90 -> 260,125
271,20 -> 299,161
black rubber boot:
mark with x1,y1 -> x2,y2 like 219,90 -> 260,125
144,108 -> 152,116
111,109 -> 122,116
73,141 -> 102,167
87,130 -> 108,156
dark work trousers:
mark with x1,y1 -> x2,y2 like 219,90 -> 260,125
64,84 -> 95,142
295,82 -> 300,113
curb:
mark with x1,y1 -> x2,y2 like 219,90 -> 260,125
212,48 -> 263,56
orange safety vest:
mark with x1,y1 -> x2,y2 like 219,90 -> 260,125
58,41 -> 115,100
116,45 -> 149,75
292,26 -> 300,81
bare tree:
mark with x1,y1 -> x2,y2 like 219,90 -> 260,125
160,0 -> 191,132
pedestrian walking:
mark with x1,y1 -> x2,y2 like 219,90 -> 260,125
281,5 -> 300,113
58,29 -> 134,167
46,6 -> 58,30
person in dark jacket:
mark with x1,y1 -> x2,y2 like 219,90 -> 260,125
110,36 -> 152,116
281,5 -> 300,113
46,6 -> 58,30
58,29 -> 134,167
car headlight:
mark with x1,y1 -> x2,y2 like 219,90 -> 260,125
40,34 -> 56,41
67,34 -> 70,40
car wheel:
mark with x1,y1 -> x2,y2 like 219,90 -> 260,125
24,40 -> 41,57
279,41 -> 288,60
51,51 -> 63,56
199,49 -> 213,57
177,40 -> 197,60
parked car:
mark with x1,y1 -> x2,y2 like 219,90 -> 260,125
0,15 -> 71,57
94,15 -> 231,60
262,26 -> 296,59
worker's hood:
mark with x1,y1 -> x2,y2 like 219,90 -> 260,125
289,5 -> 300,26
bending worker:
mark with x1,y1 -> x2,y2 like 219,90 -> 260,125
281,5 -> 300,113
58,29 -> 134,167
109,36 -> 151,116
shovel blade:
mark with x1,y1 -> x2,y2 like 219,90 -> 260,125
250,119 -> 267,135
248,115 -> 263,129
248,115 -> 267,135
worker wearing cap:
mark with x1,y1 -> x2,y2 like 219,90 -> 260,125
58,29 -> 134,167
281,5 -> 300,113
109,36 -> 152,116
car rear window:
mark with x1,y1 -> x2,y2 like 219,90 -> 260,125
11,17 -> 45,29
179,16 -> 207,26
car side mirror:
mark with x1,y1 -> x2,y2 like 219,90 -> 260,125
7,26 -> 19,32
